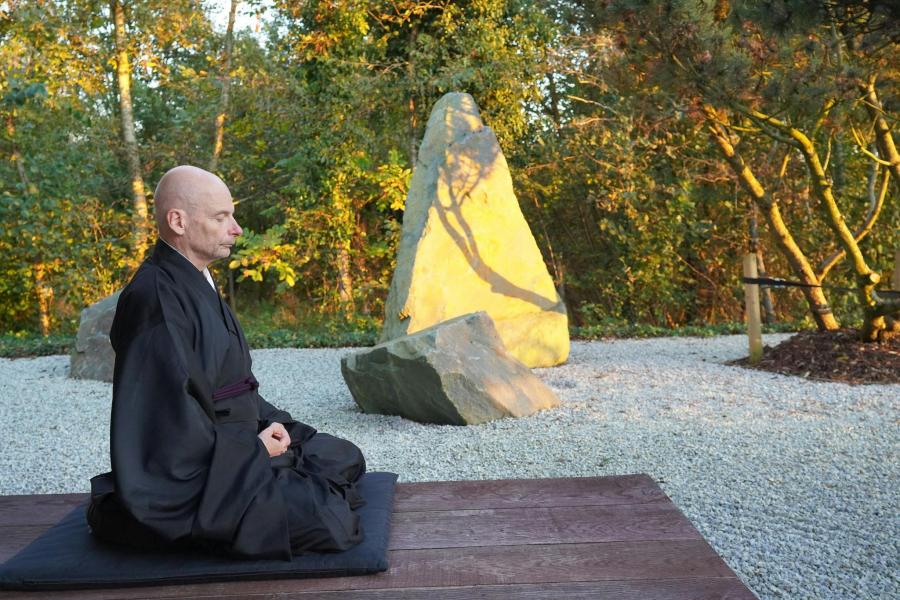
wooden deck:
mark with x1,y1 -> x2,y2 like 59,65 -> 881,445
0,475 -> 757,599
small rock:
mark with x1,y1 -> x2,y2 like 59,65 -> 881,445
69,291 -> 120,382
341,312 -> 560,425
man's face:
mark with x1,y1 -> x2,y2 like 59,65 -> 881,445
182,186 -> 243,267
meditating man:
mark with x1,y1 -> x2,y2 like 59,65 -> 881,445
88,165 -> 366,560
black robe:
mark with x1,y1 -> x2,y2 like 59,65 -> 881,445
87,240 -> 366,560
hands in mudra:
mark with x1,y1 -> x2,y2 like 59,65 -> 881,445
258,422 -> 291,457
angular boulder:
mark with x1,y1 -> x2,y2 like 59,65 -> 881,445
69,291 -> 120,382
381,92 -> 569,368
342,312 -> 560,425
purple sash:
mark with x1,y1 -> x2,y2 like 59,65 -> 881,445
212,375 -> 259,402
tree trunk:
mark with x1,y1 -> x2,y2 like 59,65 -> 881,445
528,191 -> 564,301
336,242 -> 353,312
883,249 -> 900,334
33,261 -> 53,336
547,71 -> 562,132
755,109 -> 886,340
407,24 -> 418,167
755,250 -> 776,324
110,0 -> 150,264
352,216 -> 370,315
893,249 -> 900,291
749,205 -> 776,324
862,77 -> 900,190
817,155 -> 888,282
209,0 -> 238,173
704,107 -> 838,330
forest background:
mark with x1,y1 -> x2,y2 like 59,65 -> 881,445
1,0 -> 898,352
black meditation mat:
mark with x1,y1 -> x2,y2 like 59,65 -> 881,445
0,471 -> 397,590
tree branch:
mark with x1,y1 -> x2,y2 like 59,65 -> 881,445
734,106 -> 801,148
817,166 -> 890,280
861,75 -> 900,187
702,104 -> 838,330
849,125 -> 894,166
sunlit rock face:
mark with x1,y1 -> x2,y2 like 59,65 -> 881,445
381,92 -> 569,368
343,312 -> 560,425
70,291 -> 120,382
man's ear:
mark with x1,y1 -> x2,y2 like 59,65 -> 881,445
167,208 -> 188,235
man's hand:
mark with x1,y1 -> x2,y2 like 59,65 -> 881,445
257,422 -> 291,458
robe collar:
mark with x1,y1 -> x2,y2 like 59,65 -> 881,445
158,238 -> 216,290
149,240 -> 237,331
150,239 -> 213,292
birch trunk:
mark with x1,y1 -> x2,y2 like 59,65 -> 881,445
110,0 -> 149,264
210,0 -> 238,173
407,25 -> 418,167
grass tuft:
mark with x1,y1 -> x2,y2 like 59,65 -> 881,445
0,334 -> 74,358
572,320 -> 800,340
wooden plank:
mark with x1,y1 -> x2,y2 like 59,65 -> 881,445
1,578 -> 757,600
0,476 -> 671,558
0,477 -> 757,599
393,474 -> 664,512
147,579 -> 757,600
389,502 -> 699,549
0,540 -> 736,599
0,476 -> 660,524
0,499 -> 699,561
0,494 -> 86,527
0,475 -> 663,526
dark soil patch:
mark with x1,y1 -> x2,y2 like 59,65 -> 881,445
731,328 -> 900,385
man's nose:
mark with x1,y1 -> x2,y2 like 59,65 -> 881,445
230,217 -> 243,236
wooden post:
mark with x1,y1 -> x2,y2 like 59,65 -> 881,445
892,249 -> 900,291
743,254 -> 763,364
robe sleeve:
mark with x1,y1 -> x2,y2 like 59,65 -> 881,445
254,391 -> 318,446
109,275 -> 292,559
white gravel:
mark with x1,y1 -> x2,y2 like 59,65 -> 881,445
0,334 -> 897,599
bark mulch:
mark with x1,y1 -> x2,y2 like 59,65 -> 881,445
730,328 -> 900,385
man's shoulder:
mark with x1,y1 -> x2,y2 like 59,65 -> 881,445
114,261 -> 188,331
121,261 -> 179,304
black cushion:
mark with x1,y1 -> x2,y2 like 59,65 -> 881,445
0,472 -> 397,590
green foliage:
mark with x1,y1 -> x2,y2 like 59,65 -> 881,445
0,333 -> 72,358
243,321 -> 380,349
0,0 -> 897,341
219,298 -> 382,348
230,225 -> 300,288
0,192 -> 132,333
566,0 -> 900,328
0,0 -> 222,333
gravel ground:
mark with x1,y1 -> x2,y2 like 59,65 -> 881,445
0,334 -> 897,599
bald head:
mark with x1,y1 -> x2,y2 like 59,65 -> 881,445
154,166 -> 231,234
153,165 -> 242,270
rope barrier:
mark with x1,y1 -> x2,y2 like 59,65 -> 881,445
742,277 -> 900,300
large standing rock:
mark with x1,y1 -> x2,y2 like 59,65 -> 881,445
69,291 -> 120,382
381,92 -> 569,368
342,312 -> 560,425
